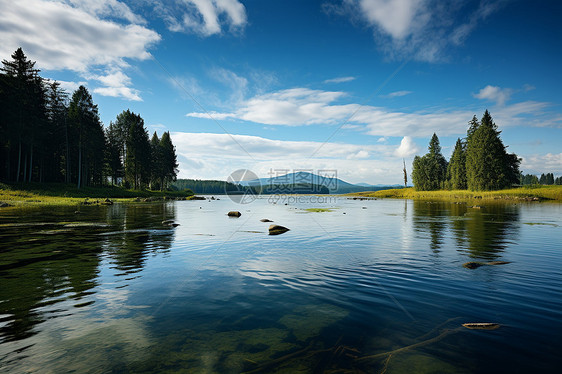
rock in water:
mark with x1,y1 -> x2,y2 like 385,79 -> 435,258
463,262 -> 484,269
260,219 -> 273,222
269,224 -> 289,235
464,260 -> 511,269
228,211 -> 242,217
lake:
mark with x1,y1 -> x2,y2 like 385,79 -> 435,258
0,197 -> 561,373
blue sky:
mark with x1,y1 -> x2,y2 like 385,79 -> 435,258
1,0 -> 560,184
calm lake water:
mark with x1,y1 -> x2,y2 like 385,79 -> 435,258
0,197 -> 561,373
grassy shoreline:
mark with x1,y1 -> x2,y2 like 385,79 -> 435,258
348,186 -> 562,202
0,182 -> 197,207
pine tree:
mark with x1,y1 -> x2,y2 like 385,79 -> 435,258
428,133 -> 448,187
466,110 -> 519,190
447,138 -> 467,189
105,121 -> 124,185
68,86 -> 104,187
466,115 -> 479,142
412,155 -> 429,191
411,134 -> 448,191
159,131 -> 178,190
125,112 -> 151,189
149,132 -> 162,190
44,81 -> 68,182
1,48 -> 45,182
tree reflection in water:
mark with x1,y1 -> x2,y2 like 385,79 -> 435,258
412,201 -> 520,260
0,203 -> 176,344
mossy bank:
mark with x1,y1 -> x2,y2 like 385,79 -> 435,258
349,185 -> 562,202
0,182 -> 197,207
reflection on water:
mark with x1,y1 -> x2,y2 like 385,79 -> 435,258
413,201 -> 520,259
0,203 -> 175,345
0,198 -> 561,373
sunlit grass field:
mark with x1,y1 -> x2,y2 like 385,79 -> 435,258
0,182 -> 194,207
350,185 -> 562,202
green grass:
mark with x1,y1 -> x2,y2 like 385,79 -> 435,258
303,208 -> 334,212
0,182 -> 195,207
348,185 -> 562,202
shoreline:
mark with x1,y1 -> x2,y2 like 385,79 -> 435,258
3,184 -> 562,207
346,186 -> 562,202
0,182 -> 198,208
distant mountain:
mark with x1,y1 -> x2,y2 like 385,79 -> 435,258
240,171 -> 402,194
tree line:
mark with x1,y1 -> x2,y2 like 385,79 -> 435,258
412,110 -> 522,191
0,48 -> 178,190
520,173 -> 561,186
171,179 -> 331,194
171,179 -> 240,194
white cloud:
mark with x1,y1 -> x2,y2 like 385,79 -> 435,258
209,67 -> 249,104
394,136 -> 420,157
358,0 -> 427,40
380,90 -> 412,98
473,85 -> 512,106
160,0 -> 247,36
187,87 -> 558,137
94,85 -> 142,101
52,79 -> 87,93
88,70 -> 142,101
188,88 -> 357,126
65,0 -> 146,24
0,0 -> 160,101
334,0 -> 504,62
170,132 -> 408,184
520,153 -> 562,175
149,123 -> 168,130
450,1 -> 504,45
0,0 -> 160,72
324,76 -> 356,84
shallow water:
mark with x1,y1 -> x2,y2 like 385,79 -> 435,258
0,197 -> 561,373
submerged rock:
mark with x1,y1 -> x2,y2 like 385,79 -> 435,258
463,260 -> 511,269
228,211 -> 242,217
0,202 -> 12,208
463,262 -> 483,269
279,304 -> 349,342
260,218 -> 273,222
486,261 -> 511,266
269,224 -> 289,235
462,322 -> 500,330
